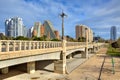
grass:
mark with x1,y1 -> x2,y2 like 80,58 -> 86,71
107,46 -> 120,57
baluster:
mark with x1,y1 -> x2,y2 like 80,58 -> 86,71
39,42 -> 41,49
13,41 -> 15,51
46,42 -> 47,48
18,41 -> 21,51
28,41 -> 31,50
43,42 -> 45,48
36,42 -> 39,49
50,42 -> 52,48
32,42 -> 34,49
0,41 -> 1,52
6,41 -> 9,52
24,41 -> 26,50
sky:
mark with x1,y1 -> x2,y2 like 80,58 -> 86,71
0,0 -> 120,39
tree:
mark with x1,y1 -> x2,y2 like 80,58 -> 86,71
0,33 -> 8,40
78,37 -> 86,42
14,36 -> 30,40
51,38 -> 60,41
66,35 -> 75,41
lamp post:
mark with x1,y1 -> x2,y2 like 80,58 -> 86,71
85,28 -> 88,58
59,11 -> 67,74
60,11 -> 67,40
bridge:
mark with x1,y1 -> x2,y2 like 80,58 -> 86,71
0,40 -> 104,74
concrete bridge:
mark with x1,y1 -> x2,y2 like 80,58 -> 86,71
0,40 -> 104,74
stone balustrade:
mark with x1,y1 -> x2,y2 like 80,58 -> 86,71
0,40 -> 62,52
0,40 -> 105,74
0,40 -> 104,52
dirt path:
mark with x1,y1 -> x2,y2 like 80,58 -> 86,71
68,48 -> 120,80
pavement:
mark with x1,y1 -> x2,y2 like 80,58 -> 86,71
68,48 -> 120,80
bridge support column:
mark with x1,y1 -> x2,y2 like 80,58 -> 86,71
1,67 -> 9,74
91,48 -> 94,53
27,61 -> 35,74
54,40 -> 66,74
68,54 -> 72,59
81,47 -> 88,58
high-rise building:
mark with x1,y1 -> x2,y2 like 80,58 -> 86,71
43,20 -> 56,39
28,26 -> 34,38
76,24 -> 93,42
110,26 -> 117,41
32,22 -> 41,37
5,17 -> 26,37
31,20 -> 60,40
40,25 -> 45,37
54,30 -> 60,39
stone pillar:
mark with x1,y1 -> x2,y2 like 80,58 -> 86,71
91,48 -> 94,53
68,54 -> 72,59
27,61 -> 35,74
85,28 -> 88,59
1,67 -> 9,74
54,40 -> 66,74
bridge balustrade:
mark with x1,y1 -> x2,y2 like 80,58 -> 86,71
0,40 -> 62,52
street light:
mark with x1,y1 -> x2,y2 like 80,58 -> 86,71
60,11 -> 67,40
85,28 -> 88,59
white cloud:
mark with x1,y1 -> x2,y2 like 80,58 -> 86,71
0,0 -> 120,39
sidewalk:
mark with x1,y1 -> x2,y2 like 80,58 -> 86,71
68,48 -> 120,80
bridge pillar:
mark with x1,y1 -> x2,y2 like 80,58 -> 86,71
1,67 -> 9,74
54,40 -> 66,74
27,61 -> 35,74
91,48 -> 94,53
81,47 -> 88,58
67,54 -> 72,59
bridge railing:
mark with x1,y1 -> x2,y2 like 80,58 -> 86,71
0,40 -> 104,53
0,40 -> 62,52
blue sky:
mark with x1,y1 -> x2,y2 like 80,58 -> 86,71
0,0 -> 120,39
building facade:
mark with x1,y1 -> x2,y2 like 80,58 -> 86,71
32,22 -> 41,37
76,25 -> 93,42
28,26 -> 34,38
29,20 -> 59,39
5,17 -> 27,38
43,20 -> 59,39
110,26 -> 117,41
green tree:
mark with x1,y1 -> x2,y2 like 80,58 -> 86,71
0,33 -> 8,40
14,36 -> 29,40
66,35 -> 75,41
51,38 -> 60,41
78,37 -> 86,42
